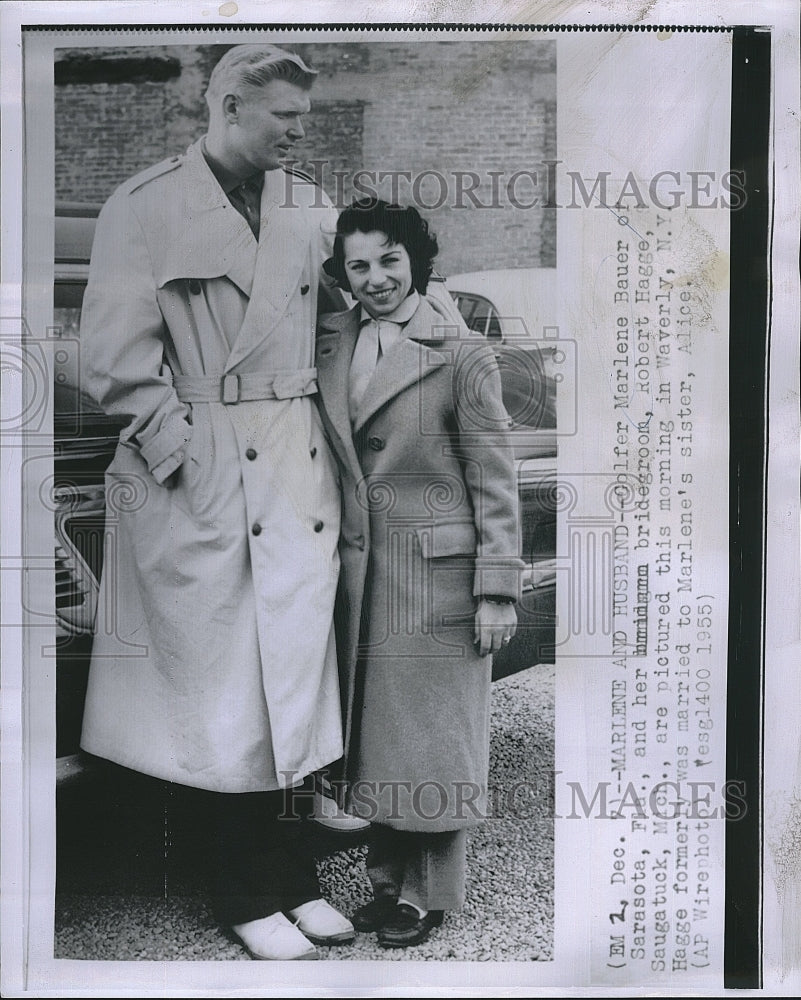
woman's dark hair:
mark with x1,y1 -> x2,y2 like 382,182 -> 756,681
324,197 -> 439,294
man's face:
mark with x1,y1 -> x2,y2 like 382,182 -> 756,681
230,79 -> 311,173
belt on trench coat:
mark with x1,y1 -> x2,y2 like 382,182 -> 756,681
172,368 -> 318,404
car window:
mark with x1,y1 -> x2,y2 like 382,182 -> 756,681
451,292 -> 502,341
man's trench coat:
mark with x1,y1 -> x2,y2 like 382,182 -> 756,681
315,295 -> 525,831
79,139 -> 345,792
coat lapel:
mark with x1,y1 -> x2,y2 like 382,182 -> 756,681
154,139 -> 258,298
352,296 -> 452,433
223,169 -> 313,373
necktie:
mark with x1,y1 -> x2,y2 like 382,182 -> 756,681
349,320 -> 382,419
230,177 -> 262,240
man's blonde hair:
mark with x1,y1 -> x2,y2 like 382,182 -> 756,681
205,44 -> 317,107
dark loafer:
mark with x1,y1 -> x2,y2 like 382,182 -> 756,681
377,904 -> 444,948
351,895 -> 400,932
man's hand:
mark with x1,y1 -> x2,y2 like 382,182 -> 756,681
474,599 -> 517,657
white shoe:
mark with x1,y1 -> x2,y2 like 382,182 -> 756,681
312,789 -> 371,833
232,912 -> 318,960
287,898 -> 355,945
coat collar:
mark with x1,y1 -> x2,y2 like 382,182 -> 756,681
317,295 -> 455,436
154,139 -> 311,308
318,292 -> 454,343
153,139 -> 316,372
358,289 -> 421,329
155,138 -> 259,298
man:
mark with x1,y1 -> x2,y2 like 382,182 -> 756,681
79,44 -> 354,961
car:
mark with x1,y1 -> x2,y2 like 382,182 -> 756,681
446,267 -> 561,678
52,212 -> 557,785
446,267 -> 560,457
53,203 -> 126,781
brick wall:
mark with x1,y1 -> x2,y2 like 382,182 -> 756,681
56,80 -> 171,204
54,40 -> 556,272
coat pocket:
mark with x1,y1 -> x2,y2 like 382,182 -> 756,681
168,409 -> 214,518
414,520 -> 477,558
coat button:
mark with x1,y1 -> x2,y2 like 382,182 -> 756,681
310,446 -> 317,458
354,535 -> 365,550
245,447 -> 257,461
300,284 -> 310,295
314,520 -> 324,533
188,279 -> 201,295
368,436 -> 385,451
252,523 -> 262,536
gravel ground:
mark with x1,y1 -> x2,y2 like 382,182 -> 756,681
55,662 -> 554,963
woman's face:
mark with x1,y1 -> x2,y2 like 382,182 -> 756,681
342,230 -> 413,318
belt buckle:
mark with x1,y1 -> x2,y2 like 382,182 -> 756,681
221,374 -> 240,404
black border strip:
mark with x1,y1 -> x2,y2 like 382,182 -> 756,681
725,26 -> 770,990
22,22 -> 733,33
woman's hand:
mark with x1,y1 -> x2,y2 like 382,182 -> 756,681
474,599 -> 518,657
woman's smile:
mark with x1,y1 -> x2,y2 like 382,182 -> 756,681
366,286 -> 400,306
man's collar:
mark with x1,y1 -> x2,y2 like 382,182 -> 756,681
359,290 -> 421,327
201,137 -> 264,194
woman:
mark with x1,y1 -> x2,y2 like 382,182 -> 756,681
315,198 -> 524,948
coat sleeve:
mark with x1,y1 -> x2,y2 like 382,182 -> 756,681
80,190 -> 192,484
315,188 -> 349,315
453,342 -> 526,601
